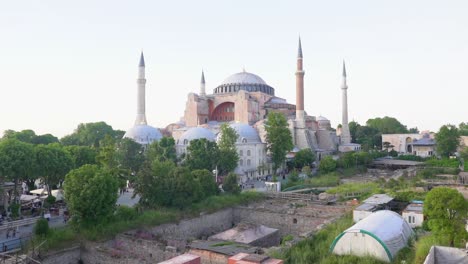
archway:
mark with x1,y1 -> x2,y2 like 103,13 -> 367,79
210,102 -> 235,122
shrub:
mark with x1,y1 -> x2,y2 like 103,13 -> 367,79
114,206 -> 138,222
34,218 -> 50,236
10,203 -> 20,218
319,156 -> 337,174
43,195 -> 56,208
223,173 -> 240,194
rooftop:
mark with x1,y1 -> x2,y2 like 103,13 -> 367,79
189,240 -> 257,256
362,194 -> 394,205
403,203 -> 423,213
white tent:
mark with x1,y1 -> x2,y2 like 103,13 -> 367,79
330,210 -> 413,263
30,189 -> 64,201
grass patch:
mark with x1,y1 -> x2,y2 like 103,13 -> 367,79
279,213 -> 387,264
211,241 -> 236,247
306,173 -> 340,187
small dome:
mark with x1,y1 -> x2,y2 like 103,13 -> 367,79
178,127 -> 215,145
220,71 -> 267,85
229,123 -> 261,144
317,116 -> 329,121
124,125 -> 162,145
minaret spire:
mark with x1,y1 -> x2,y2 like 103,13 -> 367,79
295,36 -> 305,121
135,52 -> 147,125
340,60 -> 351,144
298,37 -> 303,58
200,70 -> 206,96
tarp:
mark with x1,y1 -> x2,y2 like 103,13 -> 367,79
30,189 -> 64,201
423,246 -> 468,264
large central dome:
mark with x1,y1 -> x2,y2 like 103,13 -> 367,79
220,72 -> 267,85
213,71 -> 275,96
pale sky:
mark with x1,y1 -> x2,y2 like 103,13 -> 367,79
1,0 -> 467,138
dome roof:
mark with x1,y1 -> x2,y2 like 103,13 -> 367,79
214,71 -> 275,96
229,123 -> 261,144
124,125 -> 162,145
220,71 -> 267,86
178,127 -> 215,145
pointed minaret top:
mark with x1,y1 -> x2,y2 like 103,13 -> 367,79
201,70 -> 205,84
298,37 -> 303,58
342,60 -> 347,77
139,52 -> 145,67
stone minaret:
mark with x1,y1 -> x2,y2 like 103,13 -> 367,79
135,52 -> 148,125
340,61 -> 351,144
295,37 -> 305,121
200,70 -> 206,96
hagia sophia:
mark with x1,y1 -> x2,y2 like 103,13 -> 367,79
124,39 -> 360,182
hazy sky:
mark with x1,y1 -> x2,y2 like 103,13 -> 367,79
1,1 -> 467,138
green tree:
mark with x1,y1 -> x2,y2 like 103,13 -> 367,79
265,112 -> 293,175
186,138 -> 219,171
61,122 -> 124,147
366,116 -> 409,134
97,135 -> 128,190
147,137 -> 177,163
64,145 -> 98,169
171,167 -> 202,208
424,187 -> 468,246
293,149 -> 315,169
217,124 -> 239,175
192,169 -> 219,198
302,166 -> 312,177
64,165 -> 119,226
318,156 -> 337,174
0,139 -> 35,202
435,125 -> 460,157
223,172 -> 240,194
134,159 -> 176,208
2,129 -> 59,145
35,143 -> 73,196
459,122 -> 468,136
117,138 -> 144,177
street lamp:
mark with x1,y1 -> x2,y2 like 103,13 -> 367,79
212,166 -> 218,184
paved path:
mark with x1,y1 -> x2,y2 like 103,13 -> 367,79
117,188 -> 140,207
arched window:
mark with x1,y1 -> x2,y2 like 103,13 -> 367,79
247,150 -> 251,156
184,139 -> 188,145
240,159 -> 244,166
247,159 -> 251,166
242,138 -> 247,143
240,150 -> 243,156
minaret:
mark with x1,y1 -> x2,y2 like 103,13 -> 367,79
200,70 -> 206,96
295,37 -> 305,121
340,61 -> 351,144
135,52 -> 148,125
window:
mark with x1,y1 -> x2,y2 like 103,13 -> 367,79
240,150 -> 243,156
242,138 -> 247,143
247,150 -> 251,156
293,218 -> 297,224
240,159 -> 243,166
247,159 -> 251,166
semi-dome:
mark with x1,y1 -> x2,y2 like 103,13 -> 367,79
124,124 -> 162,145
178,127 -> 215,145
213,71 -> 275,96
229,123 -> 261,144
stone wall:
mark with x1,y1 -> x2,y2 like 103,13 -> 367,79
188,248 -> 229,264
150,208 -> 235,241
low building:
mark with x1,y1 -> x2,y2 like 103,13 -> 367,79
423,246 -> 468,264
402,201 -> 424,228
331,210 -> 414,263
188,240 -> 258,264
353,194 -> 394,222
381,133 -> 435,157
228,253 -> 283,264
158,253 -> 201,264
411,134 -> 436,157
209,223 -> 280,247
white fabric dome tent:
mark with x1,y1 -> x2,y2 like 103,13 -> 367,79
330,210 -> 413,262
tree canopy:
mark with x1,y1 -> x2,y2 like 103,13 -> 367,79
146,137 -> 177,163
424,187 -> 468,246
318,156 -> 337,174
265,112 -> 293,174
64,145 -> 98,169
366,116 -> 409,134
0,139 -> 35,201
223,172 -> 241,194
435,125 -> 460,157
186,138 -> 219,171
217,124 -> 239,176
293,149 -> 315,169
64,164 -> 119,226
61,122 -> 124,148
459,122 -> 468,136
2,129 -> 59,145
35,143 -> 73,195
